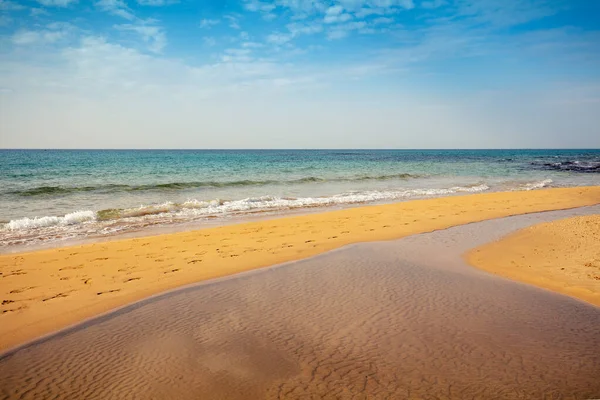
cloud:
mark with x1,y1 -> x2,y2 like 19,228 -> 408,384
199,18 -> 220,29
0,0 -> 25,11
324,6 -> 353,24
286,21 -> 323,35
267,32 -> 293,45
203,36 -> 216,46
222,48 -> 253,63
327,21 -> 366,40
454,0 -> 558,27
95,0 -> 135,20
224,14 -> 241,30
115,22 -> 167,52
420,0 -> 445,9
241,41 -> 264,48
244,0 -> 276,13
36,0 -> 77,6
30,7 -> 51,16
11,22 -> 73,45
12,29 -> 66,45
372,16 -> 393,24
325,5 -> 343,16
324,13 -> 352,23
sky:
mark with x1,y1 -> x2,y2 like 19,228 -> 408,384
0,0 -> 599,149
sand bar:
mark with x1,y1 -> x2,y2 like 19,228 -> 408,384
1,186 -> 600,352
1,206 -> 599,399
467,214 -> 600,307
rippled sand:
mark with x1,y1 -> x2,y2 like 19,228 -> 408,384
1,206 -> 600,399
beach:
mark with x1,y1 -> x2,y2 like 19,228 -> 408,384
467,214 -> 600,307
1,203 -> 599,399
1,186 -> 600,354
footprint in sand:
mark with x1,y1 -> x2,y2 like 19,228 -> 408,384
163,268 -> 181,274
9,287 -> 36,294
97,289 -> 121,296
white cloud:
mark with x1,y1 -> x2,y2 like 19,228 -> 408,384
241,41 -> 264,48
12,29 -> 65,45
287,21 -> 323,35
199,18 -> 220,29
36,0 -> 77,6
11,23 -> 73,45
115,22 -> 167,52
30,7 -> 51,16
455,0 -> 557,27
203,36 -> 216,46
327,21 -> 367,40
325,5 -> 344,16
267,32 -> 293,45
324,13 -> 352,24
420,0 -> 445,9
244,0 -> 276,13
0,0 -> 25,11
222,48 -> 253,63
240,31 -> 250,40
95,0 -> 135,20
224,14 -> 241,30
354,7 -> 389,17
372,16 -> 393,24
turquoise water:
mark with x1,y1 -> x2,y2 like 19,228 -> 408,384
1,149 -> 599,249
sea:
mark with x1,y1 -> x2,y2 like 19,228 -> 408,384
1,149 -> 599,251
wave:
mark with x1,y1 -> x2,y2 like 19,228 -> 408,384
531,160 -> 600,173
3,210 -> 96,231
2,184 -> 489,234
521,179 -> 553,190
6,174 -> 424,197
1,179 -> 557,246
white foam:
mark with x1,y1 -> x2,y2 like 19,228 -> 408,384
522,179 -> 553,191
168,184 -> 491,218
1,184 -> 491,240
3,210 -> 96,231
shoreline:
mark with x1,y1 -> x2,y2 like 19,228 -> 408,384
2,203 -> 599,398
1,186 -> 600,352
0,186 -> 542,255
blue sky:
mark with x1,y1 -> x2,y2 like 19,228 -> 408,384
0,0 -> 599,148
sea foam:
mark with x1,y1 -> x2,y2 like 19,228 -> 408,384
4,210 -> 96,231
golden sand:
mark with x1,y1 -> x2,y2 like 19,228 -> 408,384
467,214 -> 600,307
1,186 -> 600,351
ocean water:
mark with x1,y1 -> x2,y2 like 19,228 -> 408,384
1,149 -> 599,250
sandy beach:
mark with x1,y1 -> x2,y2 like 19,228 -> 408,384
1,205 -> 599,399
1,186 -> 600,353
467,214 -> 600,307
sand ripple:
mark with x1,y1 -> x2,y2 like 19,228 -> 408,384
1,206 -> 600,399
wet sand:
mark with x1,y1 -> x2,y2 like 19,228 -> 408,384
2,186 -> 600,352
468,215 -> 600,307
1,206 -> 599,399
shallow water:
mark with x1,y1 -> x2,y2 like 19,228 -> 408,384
1,206 -> 599,399
1,149 -> 599,249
